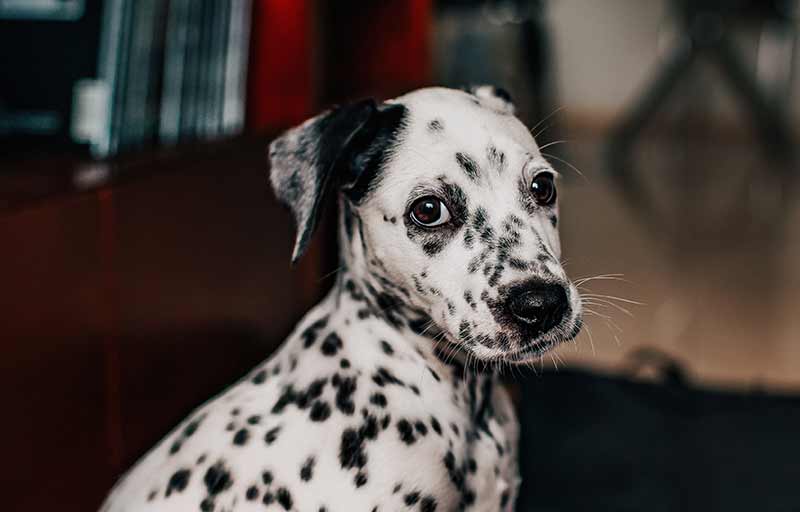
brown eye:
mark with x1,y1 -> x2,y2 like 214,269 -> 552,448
410,196 -> 451,227
531,173 -> 556,206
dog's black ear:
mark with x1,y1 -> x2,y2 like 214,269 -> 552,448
268,99 -> 406,264
464,84 -> 516,115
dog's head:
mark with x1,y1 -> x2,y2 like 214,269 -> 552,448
269,86 -> 581,364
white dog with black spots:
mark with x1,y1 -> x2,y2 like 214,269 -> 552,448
100,86 -> 583,512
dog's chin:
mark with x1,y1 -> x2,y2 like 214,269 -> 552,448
506,315 -> 583,364
480,314 -> 583,365
432,311 -> 583,367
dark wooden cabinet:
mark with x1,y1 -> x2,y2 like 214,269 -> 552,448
0,138 -> 335,510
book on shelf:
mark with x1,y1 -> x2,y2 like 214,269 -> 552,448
0,0 -> 253,160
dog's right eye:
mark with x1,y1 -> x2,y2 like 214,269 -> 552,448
409,196 -> 451,227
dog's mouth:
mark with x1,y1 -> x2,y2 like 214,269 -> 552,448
501,314 -> 583,363
431,308 -> 582,366
413,284 -> 583,366
466,281 -> 583,363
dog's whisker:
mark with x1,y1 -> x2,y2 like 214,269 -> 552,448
541,151 -> 587,182
529,105 -> 565,139
584,323 -> 596,356
319,265 -> 345,282
582,298 -> 635,317
581,293 -> 645,306
583,308 -> 624,334
537,139 -> 569,152
573,274 -> 629,286
581,305 -> 614,320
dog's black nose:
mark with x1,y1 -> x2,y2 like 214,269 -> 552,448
507,281 -> 569,334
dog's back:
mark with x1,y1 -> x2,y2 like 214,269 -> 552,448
101,294 -> 518,512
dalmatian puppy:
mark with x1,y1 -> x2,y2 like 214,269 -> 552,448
100,86 -> 582,512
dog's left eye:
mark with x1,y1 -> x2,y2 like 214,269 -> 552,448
410,196 -> 451,227
531,172 -> 557,206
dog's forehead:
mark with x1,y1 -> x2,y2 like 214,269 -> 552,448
389,87 -> 537,153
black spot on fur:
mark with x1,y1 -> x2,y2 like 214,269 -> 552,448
422,238 -> 446,256
184,417 -> 202,437
464,290 -> 477,309
463,227 -> 475,249
335,376 -> 358,415
262,471 -> 273,485
455,152 -> 480,181
370,392 -> 388,407
339,428 -> 368,470
301,316 -> 329,348
427,118 -> 444,131
297,378 -> 327,409
321,332 -> 343,356
374,367 -> 405,387
397,419 -> 416,444
203,462 -> 232,496
487,145 -> 506,172
421,495 -> 438,512
233,428 -> 249,446
549,214 -> 558,227
473,207 -> 488,232
246,485 -> 259,500
165,468 -> 191,497
355,472 -> 368,487
380,340 -> 394,355
251,369 -> 267,384
276,487 -> 293,510
362,414 -> 380,438
431,416 -> 443,435
264,426 -> 281,444
405,491 -> 421,505
508,257 -> 528,271
272,386 -> 296,414
459,320 -> 472,342
300,456 -> 315,481
309,400 -> 332,422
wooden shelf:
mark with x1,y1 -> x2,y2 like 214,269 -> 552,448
0,135 -> 337,510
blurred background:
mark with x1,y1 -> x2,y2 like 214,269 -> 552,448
2,0 -> 799,510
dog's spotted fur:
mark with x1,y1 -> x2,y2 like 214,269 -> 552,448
100,86 -> 582,512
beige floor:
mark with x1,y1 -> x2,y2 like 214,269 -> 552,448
546,132 -> 800,391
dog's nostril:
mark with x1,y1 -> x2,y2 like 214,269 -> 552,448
507,282 -> 569,333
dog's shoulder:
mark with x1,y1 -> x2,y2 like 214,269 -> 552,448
101,300 -> 517,512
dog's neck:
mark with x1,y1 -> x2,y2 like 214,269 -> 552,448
318,269 -> 501,427
333,196 -> 499,379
